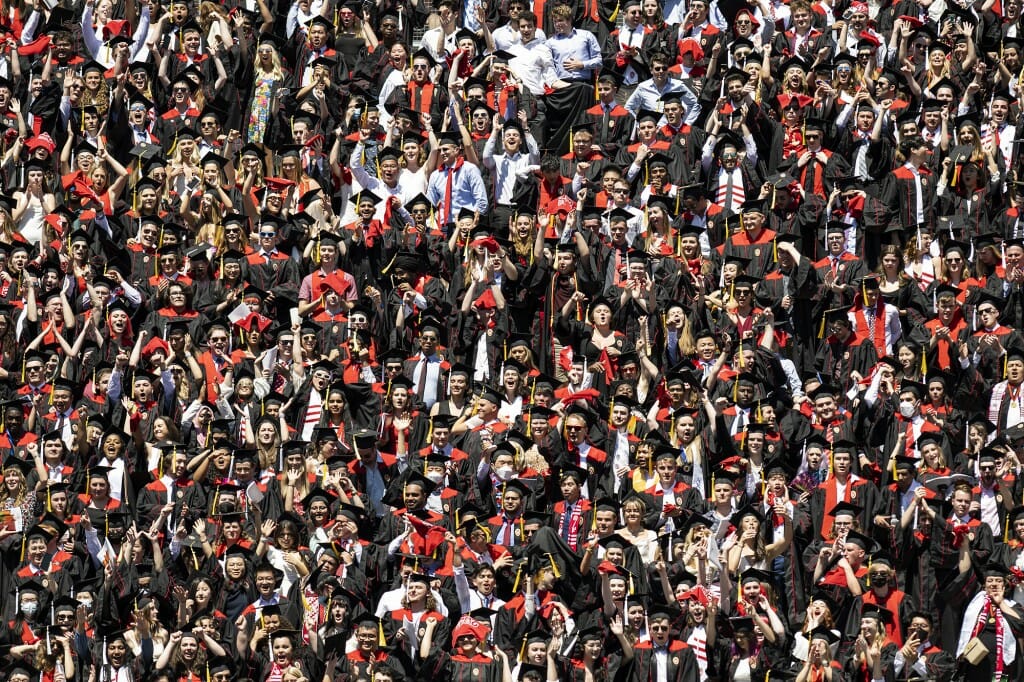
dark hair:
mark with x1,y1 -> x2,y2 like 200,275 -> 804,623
540,155 -> 561,173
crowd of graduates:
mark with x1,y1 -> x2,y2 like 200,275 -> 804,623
9,0 -> 1024,680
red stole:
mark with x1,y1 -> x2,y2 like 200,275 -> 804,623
854,300 -> 888,357
408,82 -> 434,114
863,589 -> 904,643
820,476 -> 859,539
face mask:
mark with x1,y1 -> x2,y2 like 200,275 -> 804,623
899,401 -> 916,418
425,471 -> 444,484
21,602 -> 38,617
495,466 -> 514,481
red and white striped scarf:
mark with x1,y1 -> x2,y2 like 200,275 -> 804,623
969,596 -> 1005,676
715,168 -> 745,212
301,390 -> 322,440
687,625 -> 708,675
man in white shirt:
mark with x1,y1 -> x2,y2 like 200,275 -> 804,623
493,0 -> 545,50
482,112 -> 540,228
419,0 -> 461,61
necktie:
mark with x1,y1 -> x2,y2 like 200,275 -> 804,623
560,505 -> 573,541
415,357 -> 428,400
443,165 -> 456,224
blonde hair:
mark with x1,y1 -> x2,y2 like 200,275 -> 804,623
0,467 -> 26,505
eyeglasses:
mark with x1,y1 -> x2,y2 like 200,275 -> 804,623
978,308 -> 997,315
735,19 -> 751,24
26,366 -> 43,371
980,465 -> 996,471
945,257 -> 962,263
172,87 -> 189,93
413,64 -> 429,70
651,66 -> 666,72
650,625 -> 669,632
565,424 -> 584,431
259,231 -> 276,237
210,337 -> 228,343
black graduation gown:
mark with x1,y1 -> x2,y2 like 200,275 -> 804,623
814,333 -> 879,393
626,640 -> 699,682
421,651 -> 504,682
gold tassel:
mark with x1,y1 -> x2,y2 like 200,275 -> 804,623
513,562 -> 524,592
519,636 -> 527,662
609,0 -> 620,21
547,553 -> 560,578
378,620 -> 387,646
1005,513 -> 1011,543
920,350 -> 927,377
866,555 -> 872,587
